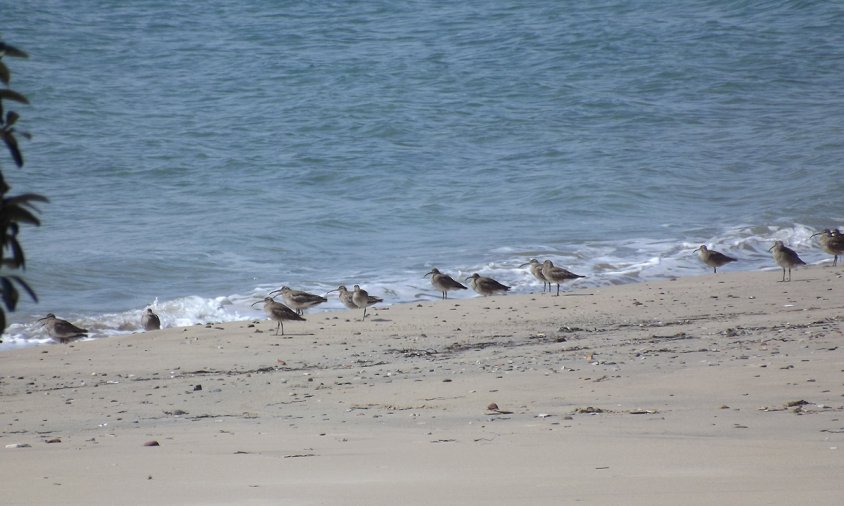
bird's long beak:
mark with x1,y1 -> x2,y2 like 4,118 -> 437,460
767,244 -> 775,252
269,288 -> 282,296
518,262 -> 529,268
692,246 -> 701,253
250,300 -> 263,308
423,271 -> 432,278
810,232 -> 821,238
325,289 -> 338,295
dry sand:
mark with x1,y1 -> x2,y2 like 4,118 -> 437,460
1,268 -> 843,505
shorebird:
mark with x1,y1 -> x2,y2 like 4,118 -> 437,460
352,284 -> 382,320
36,313 -> 88,343
251,296 -> 305,335
141,308 -> 161,331
519,258 -> 550,292
541,260 -> 585,296
465,273 -> 511,296
693,245 -> 737,273
811,229 -> 844,267
269,286 -> 328,315
768,240 -> 806,282
326,285 -> 359,310
423,267 -> 467,299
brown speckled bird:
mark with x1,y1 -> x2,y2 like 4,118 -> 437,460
465,273 -> 510,296
251,296 -> 305,335
37,313 -> 88,343
693,245 -> 737,274
424,267 -> 467,299
768,241 -> 806,282
141,308 -> 161,331
352,285 -> 382,320
269,286 -> 328,315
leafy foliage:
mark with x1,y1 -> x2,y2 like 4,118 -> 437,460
0,41 -> 48,332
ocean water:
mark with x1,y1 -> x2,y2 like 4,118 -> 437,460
2,0 -> 842,349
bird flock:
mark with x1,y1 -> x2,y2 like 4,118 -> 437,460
34,230 -> 843,343
696,229 -> 842,283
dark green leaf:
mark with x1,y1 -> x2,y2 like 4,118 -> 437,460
2,132 -> 23,167
9,275 -> 37,302
0,43 -> 29,58
4,193 -> 48,207
0,89 -> 29,104
1,205 -> 41,226
0,277 -> 17,311
9,237 -> 25,267
4,257 -> 23,271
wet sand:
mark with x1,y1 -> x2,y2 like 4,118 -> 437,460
2,268 -> 843,505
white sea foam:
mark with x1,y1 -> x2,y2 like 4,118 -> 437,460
4,222 -> 833,351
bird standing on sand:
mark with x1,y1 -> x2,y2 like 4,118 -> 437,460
37,313 -> 88,343
326,285 -> 359,310
269,286 -> 328,315
352,284 -> 382,320
424,267 -> 468,299
693,245 -> 737,274
811,229 -> 844,267
541,260 -> 585,296
465,273 -> 510,296
141,308 -> 161,331
251,296 -> 305,335
519,259 -> 550,293
768,240 -> 806,282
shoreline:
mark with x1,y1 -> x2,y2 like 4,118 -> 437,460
1,267 -> 842,505
6,221 -> 838,349
1,257 -> 827,352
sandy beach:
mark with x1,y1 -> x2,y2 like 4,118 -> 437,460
2,268 -> 843,505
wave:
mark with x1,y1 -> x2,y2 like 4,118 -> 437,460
3,222 -> 832,351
